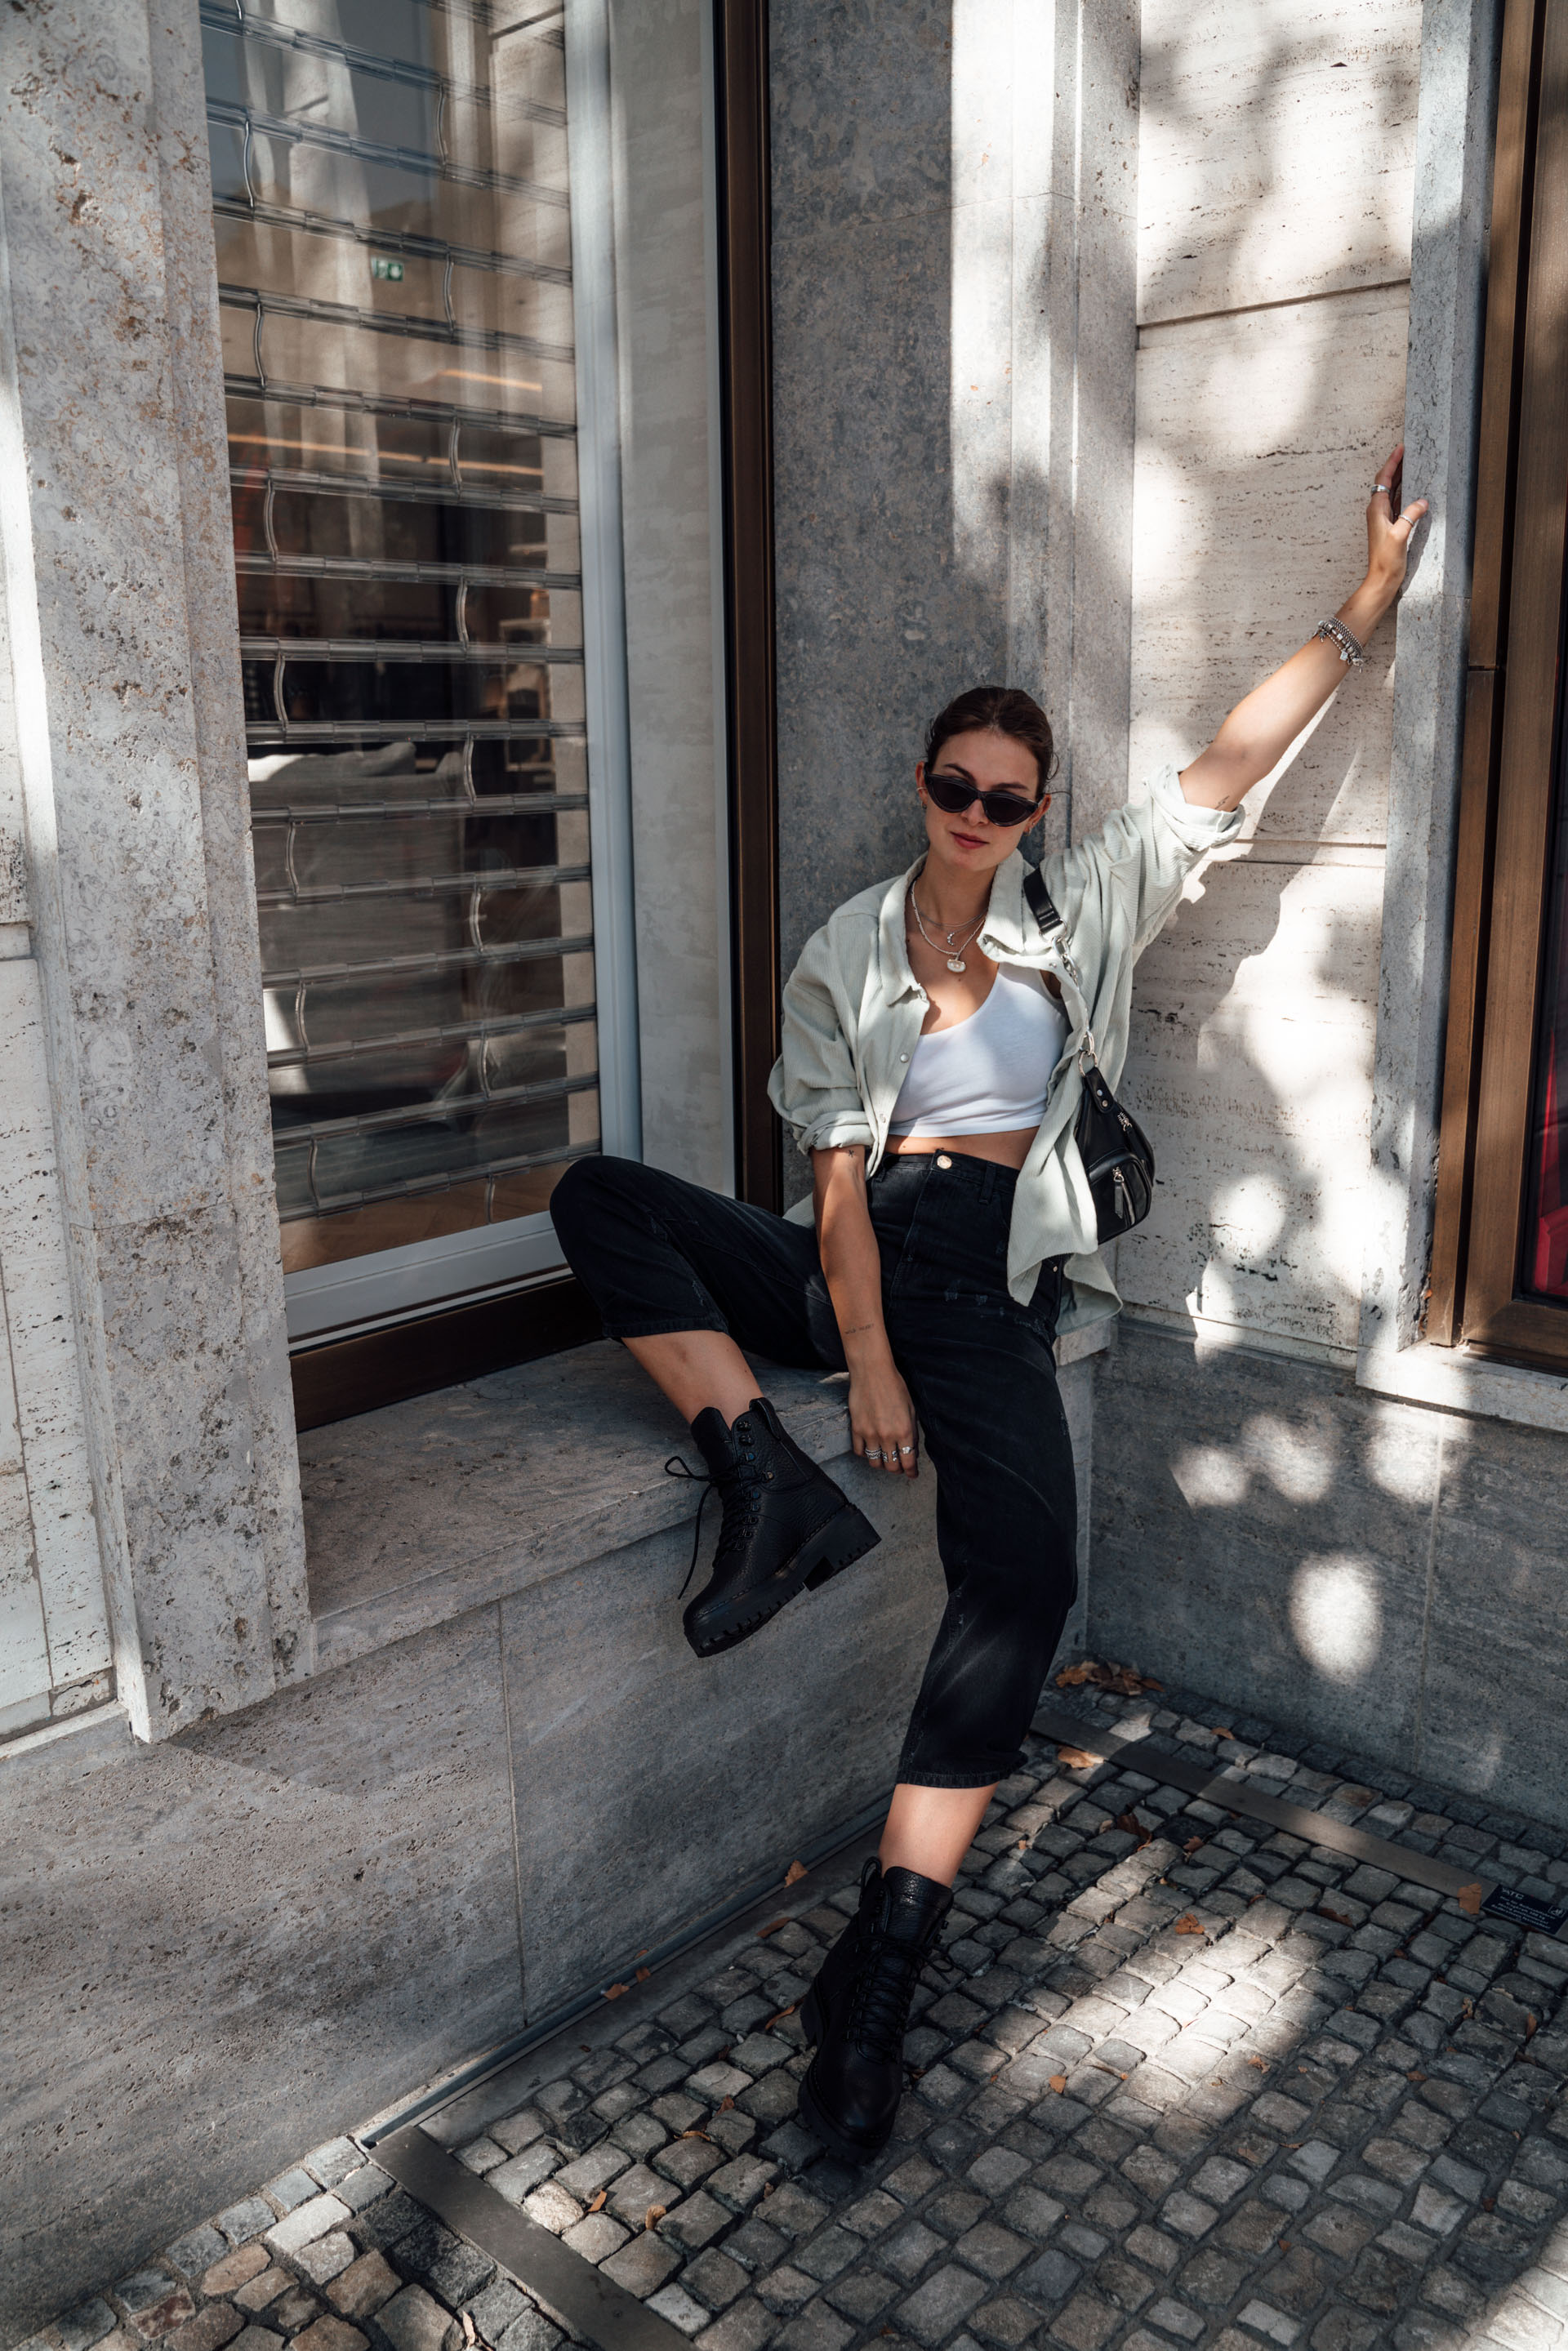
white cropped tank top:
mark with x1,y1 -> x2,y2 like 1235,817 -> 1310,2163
888,964 -> 1068,1138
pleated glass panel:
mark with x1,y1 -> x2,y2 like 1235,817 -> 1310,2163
203,0 -> 599,1287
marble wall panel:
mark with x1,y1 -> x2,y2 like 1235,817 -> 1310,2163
1093,1320 -> 1568,1832
1130,286 -> 1410,847
1090,1320 -> 1441,1762
612,0 -> 728,1191
503,1467 -> 945,2019
1417,1414 -> 1568,1826
0,1610 -> 520,2336
1138,0 -> 1421,324
1116,852 -> 1384,1352
771,0 -> 956,243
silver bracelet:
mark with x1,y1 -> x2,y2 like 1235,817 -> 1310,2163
1312,616 -> 1366,666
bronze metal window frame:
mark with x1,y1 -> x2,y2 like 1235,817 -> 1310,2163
289,0 -> 780,1423
1428,0 -> 1568,1368
713,0 -> 782,1214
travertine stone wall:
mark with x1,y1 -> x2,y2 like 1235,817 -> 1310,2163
1120,0 -> 1421,1351
0,2 -> 306,1740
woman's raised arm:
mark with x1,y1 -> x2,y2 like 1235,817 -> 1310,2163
1178,444 -> 1428,813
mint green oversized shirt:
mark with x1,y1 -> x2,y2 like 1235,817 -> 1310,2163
767,765 -> 1245,1341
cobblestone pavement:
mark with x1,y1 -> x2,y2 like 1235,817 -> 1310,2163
24,1677 -> 1568,2351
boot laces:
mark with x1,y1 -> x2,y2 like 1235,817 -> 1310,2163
663,1437 -> 774,1597
847,1921 -> 936,2064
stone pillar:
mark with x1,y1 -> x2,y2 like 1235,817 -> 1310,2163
0,0 -> 308,1740
769,0 -> 1140,971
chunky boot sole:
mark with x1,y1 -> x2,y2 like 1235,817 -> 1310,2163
684,1501 -> 879,1659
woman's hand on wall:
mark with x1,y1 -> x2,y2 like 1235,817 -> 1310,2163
1363,443 -> 1428,598
1179,441 -> 1428,812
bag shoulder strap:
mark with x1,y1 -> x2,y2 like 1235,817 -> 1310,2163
1021,863 -> 1064,938
1022,863 -> 1097,1074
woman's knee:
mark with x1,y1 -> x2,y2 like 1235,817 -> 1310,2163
552,1151 -> 639,1216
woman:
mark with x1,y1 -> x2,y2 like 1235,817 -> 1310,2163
550,453 -> 1426,2162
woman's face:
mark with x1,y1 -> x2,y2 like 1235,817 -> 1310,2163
916,728 -> 1050,882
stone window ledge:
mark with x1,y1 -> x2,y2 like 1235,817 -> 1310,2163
303,1323 -> 1110,1674
1357,1331 -> 1568,1437
302,1344 -> 857,1673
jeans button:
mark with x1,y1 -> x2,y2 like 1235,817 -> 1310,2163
936,1153 -> 952,1169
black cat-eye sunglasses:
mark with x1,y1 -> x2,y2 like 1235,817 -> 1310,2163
923,767 -> 1045,828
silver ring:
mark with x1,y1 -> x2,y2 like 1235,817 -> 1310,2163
1370,483 -> 1389,496
866,1448 -> 884,1461
898,1443 -> 915,1455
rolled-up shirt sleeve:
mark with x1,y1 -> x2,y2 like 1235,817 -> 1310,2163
1131,763 -> 1245,953
767,925 -> 875,1158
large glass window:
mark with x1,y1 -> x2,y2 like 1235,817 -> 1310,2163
203,0 -> 630,1343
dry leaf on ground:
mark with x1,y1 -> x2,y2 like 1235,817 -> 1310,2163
603,1982 -> 629,2000
719,2095 -> 735,2112
1049,2073 -> 1068,2094
757,1917 -> 789,1939
1115,1810 -> 1153,1849
1318,1906 -> 1353,1927
1055,1659 -> 1163,1697
1183,1837 -> 1204,1855
1174,1913 -> 1205,1935
635,1966 -> 651,1982
784,1860 -> 808,1887
1213,1726 -> 1235,1740
1458,1882 -> 1484,1915
765,2003 -> 797,2030
1056,1745 -> 1099,1770
462,2318 -> 477,2345
678,2129 -> 710,2142
1246,2056 -> 1268,2072
587,2190 -> 607,2214
1526,2013 -> 1539,2039
645,2206 -> 666,2232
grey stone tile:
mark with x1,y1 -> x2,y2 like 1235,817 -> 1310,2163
56,2302 -> 119,2351
897,2265 -> 989,2348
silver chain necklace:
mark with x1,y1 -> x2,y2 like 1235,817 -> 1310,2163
907,884 -> 986,974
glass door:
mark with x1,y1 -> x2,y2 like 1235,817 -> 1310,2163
202,0 -> 635,1344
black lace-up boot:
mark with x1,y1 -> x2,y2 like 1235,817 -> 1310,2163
798,1859 -> 953,2162
671,1396 -> 880,1659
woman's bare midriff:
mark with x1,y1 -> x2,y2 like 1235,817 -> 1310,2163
882,1126 -> 1038,1172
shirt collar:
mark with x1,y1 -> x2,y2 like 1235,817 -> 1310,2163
877,847 -> 1037,1005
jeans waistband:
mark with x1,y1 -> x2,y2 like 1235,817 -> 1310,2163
869,1148 -> 1019,1211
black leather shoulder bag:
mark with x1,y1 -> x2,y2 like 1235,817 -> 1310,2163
1022,864 -> 1156,1245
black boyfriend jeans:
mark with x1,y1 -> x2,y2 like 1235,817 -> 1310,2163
550,1151 -> 1078,1789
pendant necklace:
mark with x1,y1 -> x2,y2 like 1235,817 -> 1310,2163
908,886 -> 985,974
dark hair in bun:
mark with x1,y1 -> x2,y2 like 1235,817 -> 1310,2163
922,685 -> 1057,791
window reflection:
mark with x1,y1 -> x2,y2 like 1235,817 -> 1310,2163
205,0 -> 598,1280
